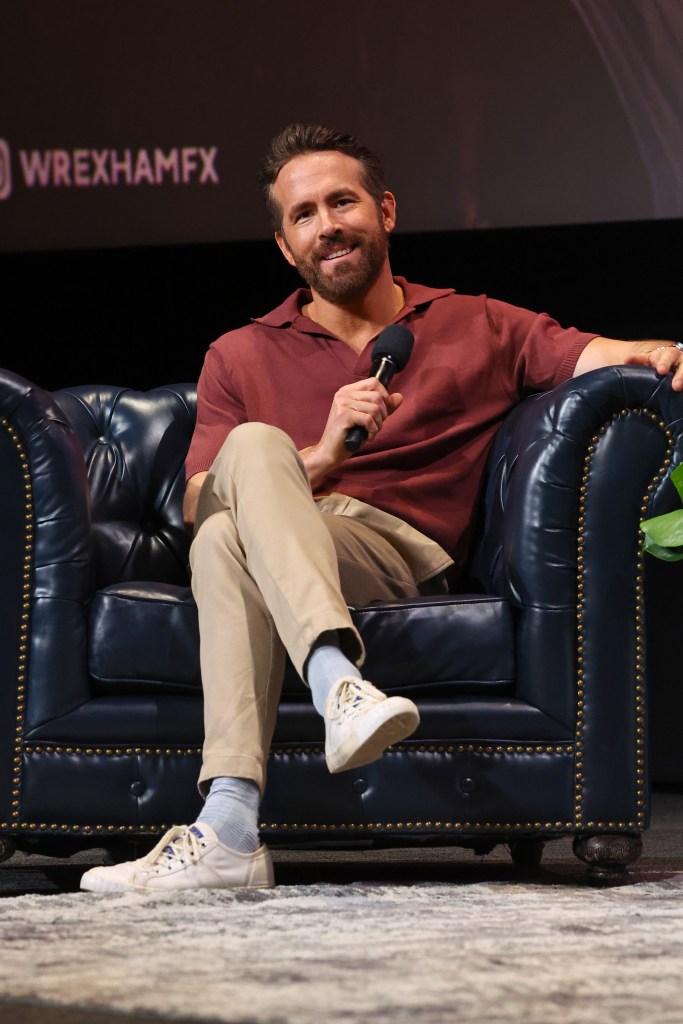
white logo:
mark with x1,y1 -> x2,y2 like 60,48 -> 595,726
18,145 -> 220,188
0,140 -> 11,201
0,142 -> 220,198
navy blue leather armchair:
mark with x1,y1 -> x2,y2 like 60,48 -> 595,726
1,365 -> 681,881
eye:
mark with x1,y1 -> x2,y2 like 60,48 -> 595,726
293,209 -> 311,223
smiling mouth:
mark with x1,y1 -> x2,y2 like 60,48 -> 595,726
322,245 -> 356,262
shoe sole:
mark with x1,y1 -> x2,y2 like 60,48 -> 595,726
80,849 -> 275,893
80,875 -> 275,893
326,700 -> 420,774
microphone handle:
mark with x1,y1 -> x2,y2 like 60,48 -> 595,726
343,357 -> 397,454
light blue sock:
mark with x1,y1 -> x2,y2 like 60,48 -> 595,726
307,631 -> 362,716
197,777 -> 261,854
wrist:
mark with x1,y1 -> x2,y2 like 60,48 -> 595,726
299,444 -> 336,489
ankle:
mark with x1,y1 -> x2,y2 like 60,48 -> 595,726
307,642 -> 362,716
197,776 -> 261,854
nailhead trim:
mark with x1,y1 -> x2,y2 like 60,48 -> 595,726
635,411 -> 673,827
0,821 -> 171,835
258,819 -> 641,835
576,408 -> 671,831
262,743 -> 582,835
7,747 -> 202,836
9,742 -> 575,836
23,746 -> 202,757
270,743 -> 574,756
1,417 -> 33,824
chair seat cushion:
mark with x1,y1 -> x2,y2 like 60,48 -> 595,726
88,583 -> 515,699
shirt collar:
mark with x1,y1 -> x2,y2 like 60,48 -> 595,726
252,277 -> 455,332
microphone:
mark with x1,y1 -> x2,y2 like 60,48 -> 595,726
344,324 -> 415,453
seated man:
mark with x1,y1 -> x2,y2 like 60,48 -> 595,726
81,122 -> 683,893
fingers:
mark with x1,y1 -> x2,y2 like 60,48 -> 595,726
347,391 -> 404,434
316,379 -> 405,473
649,347 -> 683,390
341,393 -> 387,436
626,347 -> 683,391
652,347 -> 677,375
334,378 -> 391,435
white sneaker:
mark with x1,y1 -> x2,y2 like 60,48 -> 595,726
324,677 -> 420,774
79,823 -> 274,893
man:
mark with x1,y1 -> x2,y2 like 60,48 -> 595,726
81,123 -> 683,894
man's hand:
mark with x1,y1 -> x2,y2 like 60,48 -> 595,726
183,471 -> 208,533
574,337 -> 683,392
623,341 -> 683,392
300,378 -> 403,489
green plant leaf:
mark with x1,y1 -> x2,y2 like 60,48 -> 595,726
671,462 -> 683,501
640,508 -> 683,547
671,463 -> 683,503
642,533 -> 683,561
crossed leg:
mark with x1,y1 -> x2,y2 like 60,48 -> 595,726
190,421 -> 423,794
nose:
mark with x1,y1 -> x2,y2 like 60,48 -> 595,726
318,206 -> 342,237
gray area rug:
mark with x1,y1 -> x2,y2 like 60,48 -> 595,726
0,872 -> 682,1024
0,793 -> 681,1024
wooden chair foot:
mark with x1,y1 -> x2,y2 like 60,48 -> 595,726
0,837 -> 16,864
573,833 -> 643,886
509,838 -> 545,874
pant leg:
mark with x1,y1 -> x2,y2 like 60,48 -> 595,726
191,422 -> 361,795
196,422 -> 363,674
190,509 -> 287,795
191,422 -> 430,795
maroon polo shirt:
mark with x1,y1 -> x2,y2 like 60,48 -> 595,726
186,278 -> 596,570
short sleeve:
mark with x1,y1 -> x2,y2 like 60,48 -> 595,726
184,341 -> 247,480
485,298 -> 597,397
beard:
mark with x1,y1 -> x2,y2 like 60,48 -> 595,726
285,219 -> 389,304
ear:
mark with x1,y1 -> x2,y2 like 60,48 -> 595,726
380,191 -> 397,234
275,231 -> 296,267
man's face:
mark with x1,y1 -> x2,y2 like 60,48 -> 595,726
273,151 -> 396,304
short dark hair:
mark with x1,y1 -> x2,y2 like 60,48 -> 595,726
257,123 -> 387,231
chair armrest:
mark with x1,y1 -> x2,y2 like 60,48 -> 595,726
0,368 -> 92,739
474,366 -> 683,591
470,365 -> 683,826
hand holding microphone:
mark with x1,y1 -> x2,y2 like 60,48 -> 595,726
344,324 -> 415,453
299,324 -> 415,489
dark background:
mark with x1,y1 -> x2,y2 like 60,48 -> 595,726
3,0 -> 681,391
3,217 -> 682,392
2,1 -> 681,390
2,0 -> 674,253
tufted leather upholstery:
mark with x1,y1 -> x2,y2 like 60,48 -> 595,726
2,365 -> 682,868
52,385 -> 195,589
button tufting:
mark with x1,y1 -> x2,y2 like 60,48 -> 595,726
352,778 -> 368,795
130,781 -> 145,797
460,777 -> 476,794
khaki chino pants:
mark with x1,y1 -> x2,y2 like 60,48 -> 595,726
189,422 -> 452,795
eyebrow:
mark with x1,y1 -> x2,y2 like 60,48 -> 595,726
287,187 -> 361,222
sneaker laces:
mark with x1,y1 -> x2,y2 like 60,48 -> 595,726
330,678 -> 384,720
140,824 -> 206,873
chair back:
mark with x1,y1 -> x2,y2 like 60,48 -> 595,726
53,384 -> 197,588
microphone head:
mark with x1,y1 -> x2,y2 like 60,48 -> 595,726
371,324 -> 414,371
